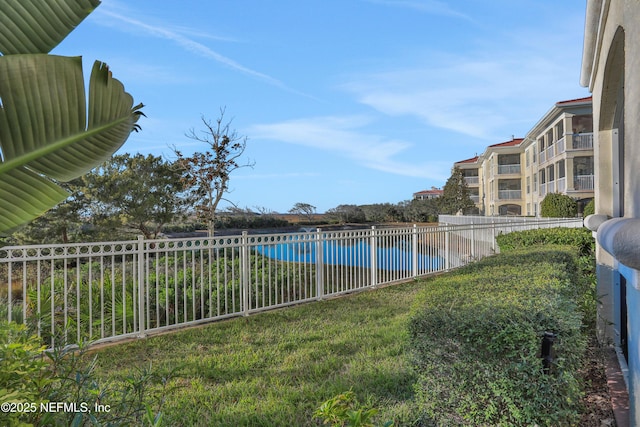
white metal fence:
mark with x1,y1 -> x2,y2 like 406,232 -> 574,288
0,219 -> 584,348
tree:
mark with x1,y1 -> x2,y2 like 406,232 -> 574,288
174,109 -> 254,236
82,153 -> 187,239
0,0 -> 143,236
439,167 -> 475,215
540,193 -> 578,218
289,203 -> 316,223
401,199 -> 440,223
326,204 -> 366,224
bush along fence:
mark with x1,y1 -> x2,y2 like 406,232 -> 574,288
408,245 -> 590,426
0,218 -> 583,349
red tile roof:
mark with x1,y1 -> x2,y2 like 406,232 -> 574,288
556,96 -> 592,106
413,189 -> 443,196
488,138 -> 524,148
455,156 -> 479,164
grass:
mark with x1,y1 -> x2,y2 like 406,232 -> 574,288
88,279 -> 427,426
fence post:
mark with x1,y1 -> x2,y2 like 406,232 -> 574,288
470,223 -> 476,261
370,226 -> 377,287
412,224 -> 418,278
491,219 -> 496,253
445,226 -> 450,271
241,231 -> 250,316
316,228 -> 324,301
137,235 -> 146,338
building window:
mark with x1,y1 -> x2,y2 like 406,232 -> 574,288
526,176 -> 531,194
533,173 -> 538,192
558,159 -> 566,178
555,120 -> 564,139
546,129 -> 554,145
547,165 -> 555,182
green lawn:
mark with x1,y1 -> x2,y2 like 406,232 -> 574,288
90,279 -> 427,426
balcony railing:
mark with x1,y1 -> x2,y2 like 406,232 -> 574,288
574,174 -> 594,190
464,176 -> 479,185
498,189 -> 522,200
497,164 -> 521,175
539,150 -> 546,164
545,180 -> 555,194
470,195 -> 480,203
539,183 -> 546,197
557,137 -> 566,155
557,177 -> 566,193
545,145 -> 555,161
571,133 -> 594,150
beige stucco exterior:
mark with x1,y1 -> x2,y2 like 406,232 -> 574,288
454,99 -> 594,217
582,1 -> 640,424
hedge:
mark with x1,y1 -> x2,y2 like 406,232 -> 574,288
408,247 -> 587,426
496,227 -> 594,256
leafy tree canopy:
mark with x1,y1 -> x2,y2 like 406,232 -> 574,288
438,167 -> 475,215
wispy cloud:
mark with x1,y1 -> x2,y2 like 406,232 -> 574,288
93,4 -> 310,97
249,116 -> 450,180
342,44 -> 587,141
364,0 -> 473,21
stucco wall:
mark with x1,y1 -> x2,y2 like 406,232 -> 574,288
583,1 -> 640,424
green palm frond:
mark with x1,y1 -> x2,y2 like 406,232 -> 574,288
0,0 -> 100,55
0,0 -> 142,235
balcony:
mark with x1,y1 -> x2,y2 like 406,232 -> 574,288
557,177 -> 566,193
545,145 -> 555,161
571,133 -> 594,150
574,174 -> 594,191
464,176 -> 479,185
545,180 -> 555,194
539,150 -> 546,164
498,190 -> 522,200
497,164 -> 521,175
557,137 -> 566,154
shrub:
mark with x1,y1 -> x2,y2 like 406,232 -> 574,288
540,193 -> 578,218
0,322 -> 51,427
496,227 -> 594,256
408,248 -> 586,426
583,199 -> 595,217
0,321 -> 173,426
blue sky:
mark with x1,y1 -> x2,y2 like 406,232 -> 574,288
52,0 -> 590,213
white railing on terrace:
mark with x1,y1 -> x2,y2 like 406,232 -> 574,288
497,164 -> 521,175
498,189 -> 522,200
546,145 -> 555,161
0,219 -> 584,349
557,177 -> 567,193
571,133 -> 594,150
557,137 -> 566,154
464,176 -> 479,185
574,174 -> 595,190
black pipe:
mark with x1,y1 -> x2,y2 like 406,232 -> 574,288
541,331 -> 556,374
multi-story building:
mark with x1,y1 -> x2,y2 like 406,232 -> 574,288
453,97 -> 593,216
482,138 -> 525,216
454,155 -> 483,210
412,187 -> 443,200
522,96 -> 594,216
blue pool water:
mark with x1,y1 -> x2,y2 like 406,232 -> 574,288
254,239 -> 441,271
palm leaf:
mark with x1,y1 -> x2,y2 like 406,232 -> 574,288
0,0 -> 101,55
0,54 -> 143,234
